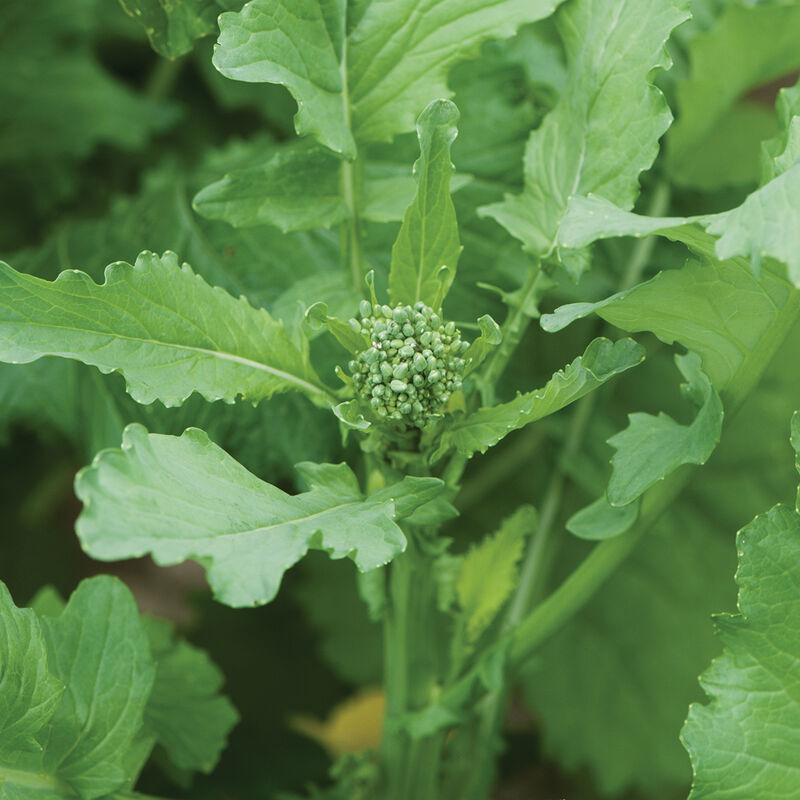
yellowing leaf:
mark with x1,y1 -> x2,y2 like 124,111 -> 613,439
457,506 -> 536,644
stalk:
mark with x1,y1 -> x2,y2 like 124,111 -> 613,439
380,537 -> 444,800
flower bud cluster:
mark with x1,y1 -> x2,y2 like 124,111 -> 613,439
348,300 -> 469,428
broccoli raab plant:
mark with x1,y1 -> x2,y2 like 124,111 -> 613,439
3,0 -> 800,798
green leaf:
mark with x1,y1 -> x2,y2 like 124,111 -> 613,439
36,579 -> 155,799
607,353 -> 723,506
435,337 -> 645,460
213,0 -> 355,158
388,100 -> 462,308
761,76 -> 800,184
682,422 -> 800,798
667,2 -> 800,189
305,302 -> 369,355
558,166 -> 800,285
75,424 -> 444,607
347,0 -> 562,145
142,617 -> 239,774
567,496 -> 639,541
0,577 -> 155,800
0,585 -> 64,758
463,315 -> 502,376
0,251 -> 331,408
481,0 -> 689,266
193,143 -> 350,231
456,506 -> 536,644
525,508 -> 736,795
542,257 -> 794,391
119,0 -> 224,57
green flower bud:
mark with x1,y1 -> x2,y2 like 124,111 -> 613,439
347,302 -> 469,428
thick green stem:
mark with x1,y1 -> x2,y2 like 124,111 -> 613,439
381,539 -> 443,800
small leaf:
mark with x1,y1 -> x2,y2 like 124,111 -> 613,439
389,100 -> 462,309
436,338 -> 644,460
193,143 -> 350,232
567,496 -> 639,541
142,617 -> 239,774
305,302 -> 369,355
213,0 -> 355,157
76,424 -> 444,607
119,0 -> 223,58
607,353 -> 723,507
0,251 -> 331,408
463,315 -> 502,376
457,506 -> 536,644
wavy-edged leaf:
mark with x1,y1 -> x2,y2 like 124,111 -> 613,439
75,424 -> 444,607
481,0 -> 689,268
0,251 -> 332,408
193,143 -> 350,231
761,76 -> 800,184
607,353 -> 723,506
682,414 -> 800,797
142,617 -> 239,774
436,337 -> 644,460
457,506 -> 535,644
119,0 -> 224,58
463,314 -> 502,376
559,165 -> 800,287
213,0 -> 355,157
542,258 -> 794,391
388,100 -> 462,308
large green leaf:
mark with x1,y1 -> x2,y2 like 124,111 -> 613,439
347,0 -> 561,145
666,2 -> 800,189
542,258 -> 794,391
435,337 -> 644,460
607,353 -> 723,506
389,100 -> 461,308
0,577 -> 238,798
193,143 -> 349,231
0,586 -> 63,759
682,412 -> 800,799
0,577 -> 155,800
212,0 -> 562,154
481,0 -> 689,265
0,251 -> 331,408
213,0 -> 355,157
75,424 -> 444,607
